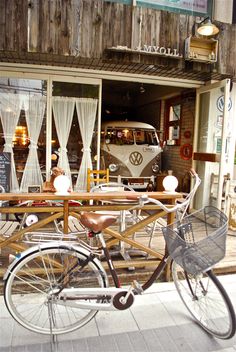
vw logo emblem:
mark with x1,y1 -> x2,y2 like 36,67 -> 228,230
217,95 -> 232,112
129,151 -> 143,166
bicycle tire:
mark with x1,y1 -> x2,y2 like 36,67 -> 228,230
4,243 -> 108,335
172,261 -> 236,339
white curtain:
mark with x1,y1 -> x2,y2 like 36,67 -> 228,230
0,93 -> 22,192
52,97 -> 75,185
20,96 -> 46,192
75,98 -> 98,191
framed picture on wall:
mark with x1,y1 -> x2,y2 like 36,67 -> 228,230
28,185 -> 41,193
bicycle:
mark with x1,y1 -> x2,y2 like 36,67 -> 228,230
3,171 -> 236,339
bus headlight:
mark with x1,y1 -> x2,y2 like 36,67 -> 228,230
109,163 -> 119,172
152,162 -> 159,173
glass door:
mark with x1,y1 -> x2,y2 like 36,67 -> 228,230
193,79 -> 232,210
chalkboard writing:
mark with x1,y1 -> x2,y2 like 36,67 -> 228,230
0,152 -> 11,192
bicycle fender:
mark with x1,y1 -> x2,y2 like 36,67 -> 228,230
3,241 -> 105,281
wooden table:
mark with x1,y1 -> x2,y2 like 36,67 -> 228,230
0,191 -> 182,278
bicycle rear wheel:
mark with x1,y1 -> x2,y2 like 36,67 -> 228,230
172,261 -> 236,339
4,244 -> 108,335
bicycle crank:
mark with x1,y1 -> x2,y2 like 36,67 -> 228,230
112,291 -> 134,310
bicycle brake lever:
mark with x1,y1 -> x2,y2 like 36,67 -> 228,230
139,194 -> 149,206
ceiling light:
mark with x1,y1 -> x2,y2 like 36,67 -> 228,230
197,17 -> 219,36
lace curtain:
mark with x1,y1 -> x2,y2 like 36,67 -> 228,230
75,98 -> 98,191
20,96 -> 46,192
52,97 -> 75,186
0,93 -> 22,192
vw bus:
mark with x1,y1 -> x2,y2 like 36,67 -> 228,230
100,120 -> 162,190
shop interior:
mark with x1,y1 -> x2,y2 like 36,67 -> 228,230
0,77 -> 193,191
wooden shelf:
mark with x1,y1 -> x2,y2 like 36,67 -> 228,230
185,36 -> 218,63
193,152 -> 220,162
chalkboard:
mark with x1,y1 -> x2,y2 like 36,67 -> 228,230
0,152 -> 11,193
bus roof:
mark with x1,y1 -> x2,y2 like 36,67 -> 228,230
101,120 -> 156,130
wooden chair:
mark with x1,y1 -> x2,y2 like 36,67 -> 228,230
87,168 -> 110,192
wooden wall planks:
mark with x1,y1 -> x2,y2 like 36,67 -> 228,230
0,0 -> 235,78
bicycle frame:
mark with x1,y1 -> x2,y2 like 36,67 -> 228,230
46,172 -> 201,311
42,230 -> 171,312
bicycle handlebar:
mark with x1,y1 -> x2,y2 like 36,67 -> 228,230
128,170 -> 201,217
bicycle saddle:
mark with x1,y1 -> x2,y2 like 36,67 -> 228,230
79,212 -> 117,233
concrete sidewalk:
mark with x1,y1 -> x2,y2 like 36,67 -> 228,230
0,274 -> 236,352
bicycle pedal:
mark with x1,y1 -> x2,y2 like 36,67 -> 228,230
133,280 -> 143,294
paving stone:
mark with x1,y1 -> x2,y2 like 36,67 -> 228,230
12,346 -> 26,352
141,329 -> 164,352
71,338 -> 88,352
99,335 -> 118,352
153,327 -> 179,352
113,333 -> 134,352
25,344 -> 42,352
86,336 -> 103,352
127,331 -> 149,352
57,340 -> 73,352
0,348 -> 11,352
165,325 -> 194,351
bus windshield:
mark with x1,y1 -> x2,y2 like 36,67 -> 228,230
135,130 -> 159,145
106,128 -> 134,145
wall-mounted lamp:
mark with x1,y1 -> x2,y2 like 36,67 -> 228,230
197,17 -> 219,36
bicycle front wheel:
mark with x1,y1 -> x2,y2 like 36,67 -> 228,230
172,261 -> 236,339
4,244 -> 108,335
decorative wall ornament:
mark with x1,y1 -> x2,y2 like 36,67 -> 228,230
180,144 -> 193,160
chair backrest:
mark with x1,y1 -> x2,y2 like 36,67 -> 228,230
87,168 -> 110,192
90,182 -> 135,193
89,182 -> 137,206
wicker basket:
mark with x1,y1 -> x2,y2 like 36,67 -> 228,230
162,206 -> 228,275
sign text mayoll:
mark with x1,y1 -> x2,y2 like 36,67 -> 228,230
109,45 -> 182,58
140,45 -> 181,57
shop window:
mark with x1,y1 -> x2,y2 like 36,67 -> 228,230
52,81 -> 100,189
0,78 -> 46,191
165,100 -> 182,146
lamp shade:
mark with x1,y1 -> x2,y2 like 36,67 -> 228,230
197,18 -> 219,36
162,171 -> 178,193
53,175 -> 70,195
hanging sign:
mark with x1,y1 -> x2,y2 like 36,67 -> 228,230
108,45 -> 182,58
104,1 -> 211,17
